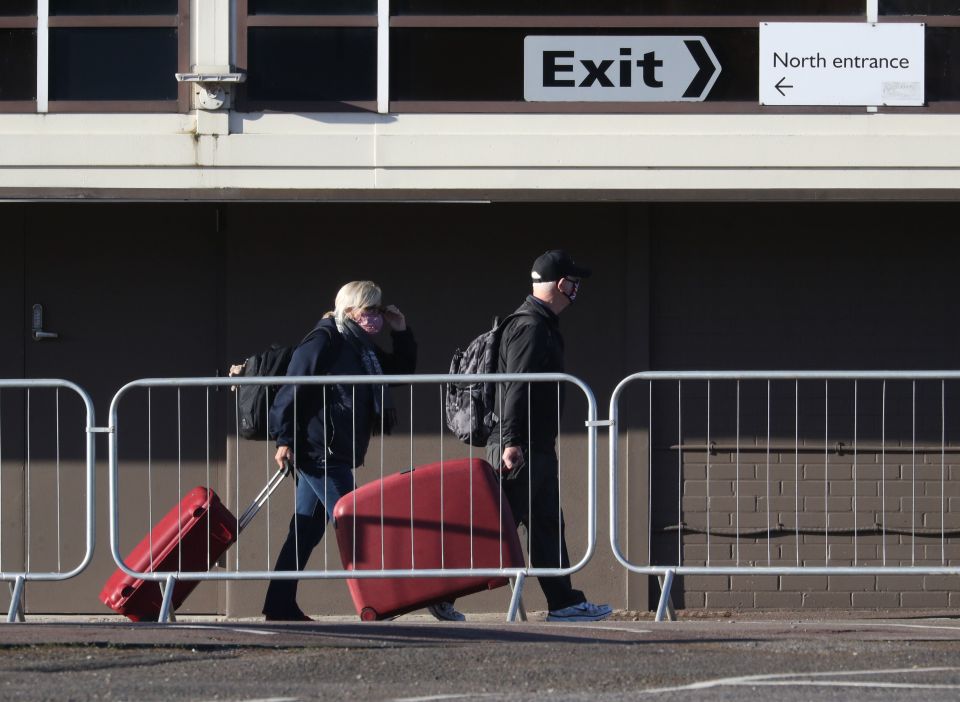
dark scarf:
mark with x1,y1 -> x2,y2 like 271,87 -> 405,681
338,318 -> 397,435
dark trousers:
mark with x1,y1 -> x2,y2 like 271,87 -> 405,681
262,461 -> 355,617
488,445 -> 585,612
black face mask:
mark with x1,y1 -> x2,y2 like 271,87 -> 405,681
562,277 -> 581,304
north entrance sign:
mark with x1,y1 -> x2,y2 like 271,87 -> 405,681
524,36 -> 721,102
759,22 -> 925,106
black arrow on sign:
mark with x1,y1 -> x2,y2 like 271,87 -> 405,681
775,77 -> 794,96
682,39 -> 718,99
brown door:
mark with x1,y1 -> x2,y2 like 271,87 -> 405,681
19,203 -> 223,614
0,208 -> 26,614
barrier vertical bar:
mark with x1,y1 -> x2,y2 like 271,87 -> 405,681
795,380 -> 800,567
706,381 -> 711,567
55,389 -> 61,572
882,380 -> 887,565
735,380 -> 740,565
825,380 -> 829,565
853,380 -> 859,566
206,387 -> 212,569
557,381 -> 562,570
648,381 -> 653,566
677,380 -> 682,566
912,380 -> 916,566
177,388 -> 183,574
25,389 -> 30,575
0,388 -> 3,572
148,389 -> 154,570
766,380 -> 771,565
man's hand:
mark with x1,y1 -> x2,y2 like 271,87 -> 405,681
501,446 -> 524,473
275,445 -> 293,469
383,304 -> 407,331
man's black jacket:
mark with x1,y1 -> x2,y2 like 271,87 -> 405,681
488,295 -> 565,454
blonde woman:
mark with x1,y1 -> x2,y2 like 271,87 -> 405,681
263,281 -> 416,622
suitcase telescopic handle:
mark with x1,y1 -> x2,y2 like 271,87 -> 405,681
237,459 -> 295,533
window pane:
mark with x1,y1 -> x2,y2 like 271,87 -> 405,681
881,0 -> 960,12
249,0 -> 375,13
50,0 -> 177,14
246,27 -> 376,102
0,1 -> 37,15
0,29 -> 36,101
926,27 -> 960,101
392,0 -> 863,14
49,28 -> 177,100
392,28 -> 756,101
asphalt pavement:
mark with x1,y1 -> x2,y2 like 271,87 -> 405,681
3,609 -> 960,701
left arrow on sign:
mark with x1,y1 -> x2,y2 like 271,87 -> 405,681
774,77 -> 794,96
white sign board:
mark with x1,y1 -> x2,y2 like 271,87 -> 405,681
524,36 -> 721,102
759,22 -> 925,106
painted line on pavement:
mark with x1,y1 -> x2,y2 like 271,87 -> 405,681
641,666 -> 960,694
170,624 -> 277,637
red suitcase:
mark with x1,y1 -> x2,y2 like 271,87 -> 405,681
333,457 -> 525,621
100,465 -> 289,621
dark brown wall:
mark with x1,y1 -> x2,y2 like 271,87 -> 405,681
4,200 -> 959,616
642,203 -> 960,610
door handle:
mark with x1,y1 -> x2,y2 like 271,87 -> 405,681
31,304 -> 59,341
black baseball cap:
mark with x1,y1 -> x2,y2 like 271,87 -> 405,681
530,250 -> 592,282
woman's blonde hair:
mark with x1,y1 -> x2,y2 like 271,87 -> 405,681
333,280 -> 382,323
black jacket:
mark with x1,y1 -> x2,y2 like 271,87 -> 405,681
488,295 -> 565,453
271,318 -> 417,470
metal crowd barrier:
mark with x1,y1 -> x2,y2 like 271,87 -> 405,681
0,380 -> 96,623
610,371 -> 960,621
108,374 -> 598,623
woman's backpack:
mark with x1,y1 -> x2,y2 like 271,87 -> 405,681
235,323 -> 340,440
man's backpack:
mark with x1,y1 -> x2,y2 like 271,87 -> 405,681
445,313 -> 526,446
236,323 -> 339,441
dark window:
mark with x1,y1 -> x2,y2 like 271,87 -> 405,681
881,0 -> 960,12
0,29 -> 36,100
249,0 -> 375,13
49,27 -> 177,100
926,27 -> 960,101
392,0 -> 863,14
50,0 -> 177,13
391,28 -> 756,102
0,1 -> 37,15
246,27 -> 376,102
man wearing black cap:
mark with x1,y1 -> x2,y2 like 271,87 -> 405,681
486,249 -> 612,622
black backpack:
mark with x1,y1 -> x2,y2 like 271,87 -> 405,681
445,312 -> 527,446
236,323 -> 339,441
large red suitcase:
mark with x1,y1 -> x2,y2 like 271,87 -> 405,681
333,457 -> 525,621
100,466 -> 289,621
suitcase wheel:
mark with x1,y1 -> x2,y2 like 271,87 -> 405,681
360,607 -> 379,622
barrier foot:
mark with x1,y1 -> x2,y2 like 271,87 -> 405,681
507,574 -> 527,623
7,577 -> 25,623
655,571 -> 677,622
158,575 -> 178,624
